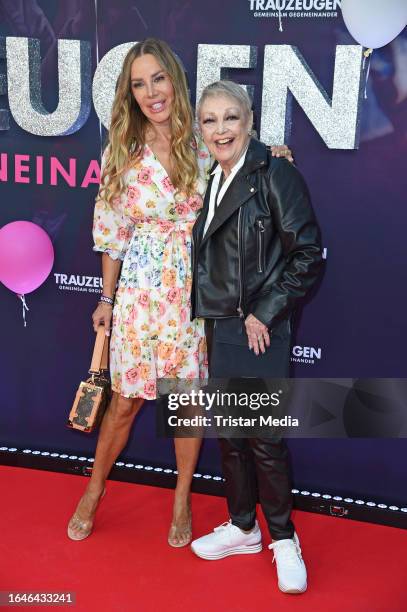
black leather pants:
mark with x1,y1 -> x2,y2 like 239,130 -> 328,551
219,436 -> 295,540
205,318 -> 295,541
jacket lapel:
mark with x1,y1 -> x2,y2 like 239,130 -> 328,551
200,173 -> 258,246
193,172 -> 214,245
194,138 -> 267,248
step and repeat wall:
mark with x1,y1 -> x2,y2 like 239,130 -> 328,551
0,1 -> 406,504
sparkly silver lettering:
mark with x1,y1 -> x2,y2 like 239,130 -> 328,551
261,45 -> 363,148
196,44 -> 257,106
0,38 -> 9,130
6,37 -> 91,136
92,42 -> 136,129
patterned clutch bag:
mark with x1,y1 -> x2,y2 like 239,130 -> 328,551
67,326 -> 111,433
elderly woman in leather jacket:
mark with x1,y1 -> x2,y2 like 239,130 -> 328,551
190,80 -> 322,595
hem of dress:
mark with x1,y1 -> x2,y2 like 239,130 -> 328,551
111,384 -> 156,401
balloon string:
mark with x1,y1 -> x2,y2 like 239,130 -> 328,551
364,53 -> 372,99
17,294 -> 29,327
363,48 -> 373,99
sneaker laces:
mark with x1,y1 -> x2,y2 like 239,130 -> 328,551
214,520 -> 233,533
213,520 -> 236,544
269,537 -> 303,568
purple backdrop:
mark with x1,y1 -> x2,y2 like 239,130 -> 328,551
0,1 -> 406,505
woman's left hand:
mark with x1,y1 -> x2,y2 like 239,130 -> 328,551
245,314 -> 271,356
270,144 -> 294,163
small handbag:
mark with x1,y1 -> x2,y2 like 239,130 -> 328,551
67,326 -> 111,433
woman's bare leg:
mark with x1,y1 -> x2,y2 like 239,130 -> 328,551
68,391 -> 144,539
169,437 -> 203,546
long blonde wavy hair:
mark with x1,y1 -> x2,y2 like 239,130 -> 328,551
100,38 -> 198,204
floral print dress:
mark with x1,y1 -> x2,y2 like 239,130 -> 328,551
92,136 -> 211,399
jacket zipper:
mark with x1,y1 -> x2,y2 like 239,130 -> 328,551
256,219 -> 265,273
237,207 -> 244,318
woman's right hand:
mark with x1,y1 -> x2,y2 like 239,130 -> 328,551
92,302 -> 113,336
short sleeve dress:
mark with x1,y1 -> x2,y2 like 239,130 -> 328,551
92,135 -> 211,399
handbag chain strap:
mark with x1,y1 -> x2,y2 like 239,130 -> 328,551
89,326 -> 109,375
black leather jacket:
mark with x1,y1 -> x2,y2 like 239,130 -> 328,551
191,137 -> 323,330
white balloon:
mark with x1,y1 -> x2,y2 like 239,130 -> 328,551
342,0 -> 407,49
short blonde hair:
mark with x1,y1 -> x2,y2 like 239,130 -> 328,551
196,80 -> 252,120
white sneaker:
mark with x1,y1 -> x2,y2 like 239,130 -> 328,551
268,532 -> 307,594
191,520 -> 262,560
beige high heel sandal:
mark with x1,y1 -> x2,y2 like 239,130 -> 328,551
67,488 -> 106,541
168,507 -> 192,548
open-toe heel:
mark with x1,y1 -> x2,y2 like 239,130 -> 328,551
168,508 -> 192,548
67,487 -> 106,541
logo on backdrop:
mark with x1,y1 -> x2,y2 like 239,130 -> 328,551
248,0 -> 341,19
291,345 -> 322,365
54,273 -> 102,294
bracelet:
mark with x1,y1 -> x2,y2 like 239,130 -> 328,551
99,295 -> 114,306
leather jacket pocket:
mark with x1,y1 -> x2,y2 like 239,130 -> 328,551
256,218 -> 266,273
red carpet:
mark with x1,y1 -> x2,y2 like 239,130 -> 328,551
0,465 -> 406,612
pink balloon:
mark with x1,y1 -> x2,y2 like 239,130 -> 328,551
0,221 -> 54,294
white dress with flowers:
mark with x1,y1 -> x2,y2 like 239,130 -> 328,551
92,137 -> 211,399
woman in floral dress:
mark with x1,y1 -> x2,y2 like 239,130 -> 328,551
67,38 -> 290,547
66,38 -> 210,547
94,137 -> 209,399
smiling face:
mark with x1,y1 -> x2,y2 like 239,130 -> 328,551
130,53 -> 175,126
199,94 -> 252,175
